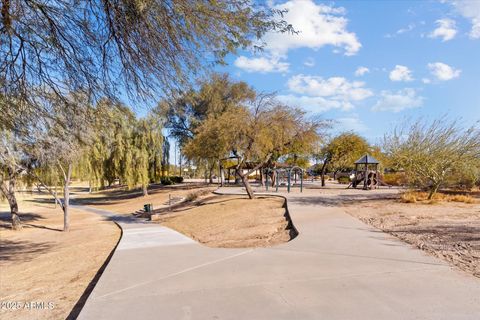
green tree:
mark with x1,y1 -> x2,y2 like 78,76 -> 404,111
319,132 -> 371,185
384,118 -> 480,199
132,119 -> 150,196
160,73 -> 256,182
78,100 -> 164,194
132,116 -> 163,196
185,94 -> 321,198
144,115 -> 163,183
26,92 -> 93,232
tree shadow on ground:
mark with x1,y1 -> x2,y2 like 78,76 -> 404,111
392,224 -> 480,247
71,183 -> 213,207
149,195 -> 265,217
0,211 -> 63,232
102,215 -> 141,224
24,197 -> 56,205
0,239 -> 53,262
0,212 -> 42,229
288,193 -> 398,207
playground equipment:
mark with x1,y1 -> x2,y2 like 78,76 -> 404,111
264,166 -> 304,193
219,158 -> 304,193
350,154 -> 380,190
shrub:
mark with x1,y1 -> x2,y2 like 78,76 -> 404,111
337,176 -> 350,184
185,188 -> 212,202
400,191 -> 417,203
160,177 -> 173,185
170,176 -> 184,183
400,191 -> 477,204
449,195 -> 476,204
185,191 -> 199,202
382,172 -> 407,186
160,176 -> 183,185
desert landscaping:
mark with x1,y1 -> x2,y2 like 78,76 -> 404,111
0,192 -> 120,319
344,190 -> 480,277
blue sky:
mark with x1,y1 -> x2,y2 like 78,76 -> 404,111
215,0 -> 480,144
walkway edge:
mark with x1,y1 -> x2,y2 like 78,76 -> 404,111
213,189 -> 299,242
66,221 -> 123,320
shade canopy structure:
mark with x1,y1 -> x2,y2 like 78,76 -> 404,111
352,154 -> 380,190
354,154 -> 380,165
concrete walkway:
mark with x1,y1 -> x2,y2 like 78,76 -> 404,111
78,188 -> 480,320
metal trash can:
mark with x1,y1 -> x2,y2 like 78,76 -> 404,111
144,203 -> 153,212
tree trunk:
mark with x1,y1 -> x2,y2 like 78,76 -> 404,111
142,184 -> 148,196
220,166 -> 224,187
428,183 -> 440,200
320,160 -> 328,187
10,201 -> 21,230
259,170 -> 264,187
62,163 -> 72,232
54,183 -> 59,208
208,163 -> 214,184
1,179 -> 21,230
238,171 -> 255,199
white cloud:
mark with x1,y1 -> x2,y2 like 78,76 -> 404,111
234,1 -> 361,74
354,66 -> 370,77
304,57 -> 315,67
448,0 -> 480,39
384,23 -> 415,38
277,94 -> 349,112
287,74 -> 373,101
427,62 -> 461,81
335,115 -> 368,132
389,65 -> 414,82
422,78 -> 431,84
372,88 -> 424,112
233,56 -> 289,73
280,74 -> 373,112
397,23 -> 416,35
429,18 -> 457,41
263,0 -> 361,56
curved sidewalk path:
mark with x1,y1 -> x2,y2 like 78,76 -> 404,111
78,188 -> 480,320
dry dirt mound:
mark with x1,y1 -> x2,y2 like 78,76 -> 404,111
155,195 -> 297,248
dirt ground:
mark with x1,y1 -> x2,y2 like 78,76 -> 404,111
342,191 -> 480,277
0,193 -> 120,320
155,194 -> 296,248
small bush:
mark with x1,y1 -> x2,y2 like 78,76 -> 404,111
170,176 -> 184,183
185,188 -> 212,202
337,176 -> 350,184
160,177 -> 173,185
400,191 -> 417,203
185,192 -> 199,202
383,172 -> 407,186
400,191 -> 477,204
449,195 -> 476,204
160,176 -> 183,185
